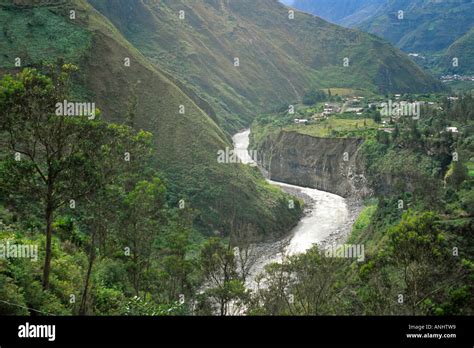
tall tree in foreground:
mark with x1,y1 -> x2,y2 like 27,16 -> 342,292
199,238 -> 248,315
119,178 -> 167,297
0,65 -> 152,290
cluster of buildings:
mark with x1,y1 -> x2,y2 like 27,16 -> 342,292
294,118 -> 309,125
292,94 -> 460,134
322,103 -> 342,116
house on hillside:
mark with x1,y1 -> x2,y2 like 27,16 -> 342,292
294,119 -> 309,125
446,127 -> 459,133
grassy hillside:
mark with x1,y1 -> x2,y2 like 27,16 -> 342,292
440,27 -> 474,75
0,0 -> 302,239
88,0 -> 443,133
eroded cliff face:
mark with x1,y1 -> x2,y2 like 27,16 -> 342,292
255,131 -> 372,198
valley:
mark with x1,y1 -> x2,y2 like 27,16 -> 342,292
232,130 -> 360,288
89,0 -> 444,132
0,0 -> 472,319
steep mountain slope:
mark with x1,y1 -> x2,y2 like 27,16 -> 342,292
88,0 -> 443,132
440,27 -> 474,75
0,0 -> 301,238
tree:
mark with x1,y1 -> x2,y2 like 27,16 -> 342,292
230,224 -> 259,284
199,238 -> 248,315
0,65 -> 152,290
75,124 -> 153,314
251,247 -> 347,315
372,110 -> 382,123
445,161 -> 469,189
119,178 -> 167,296
155,208 -> 197,304
460,188 -> 474,217
363,212 -> 472,315
303,89 -> 327,105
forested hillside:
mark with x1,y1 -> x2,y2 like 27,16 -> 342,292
0,0 -> 303,315
249,93 -> 474,315
441,27 -> 474,75
0,0 -> 301,239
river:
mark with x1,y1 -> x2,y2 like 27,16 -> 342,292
232,129 -> 352,288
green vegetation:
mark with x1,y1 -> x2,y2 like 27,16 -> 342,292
0,64 -> 301,316
0,1 -> 302,244
248,94 -> 474,315
286,118 -> 377,138
251,100 -> 380,143
0,0 -> 472,318
0,65 -> 155,290
88,0 -> 443,133
326,88 -> 369,97
0,66 -> 190,315
291,0 -> 474,76
441,27 -> 474,75
443,80 -> 474,95
303,89 -> 328,105
357,0 -> 474,54
250,211 -> 473,315
0,6 -> 92,68
348,202 -> 377,245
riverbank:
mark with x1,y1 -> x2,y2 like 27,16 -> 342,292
232,130 -> 362,289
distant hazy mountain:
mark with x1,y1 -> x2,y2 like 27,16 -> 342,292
291,0 -> 388,25
290,0 -> 474,74
358,0 -> 474,74
357,0 -> 474,54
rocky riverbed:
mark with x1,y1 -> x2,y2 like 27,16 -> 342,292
232,130 -> 362,289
